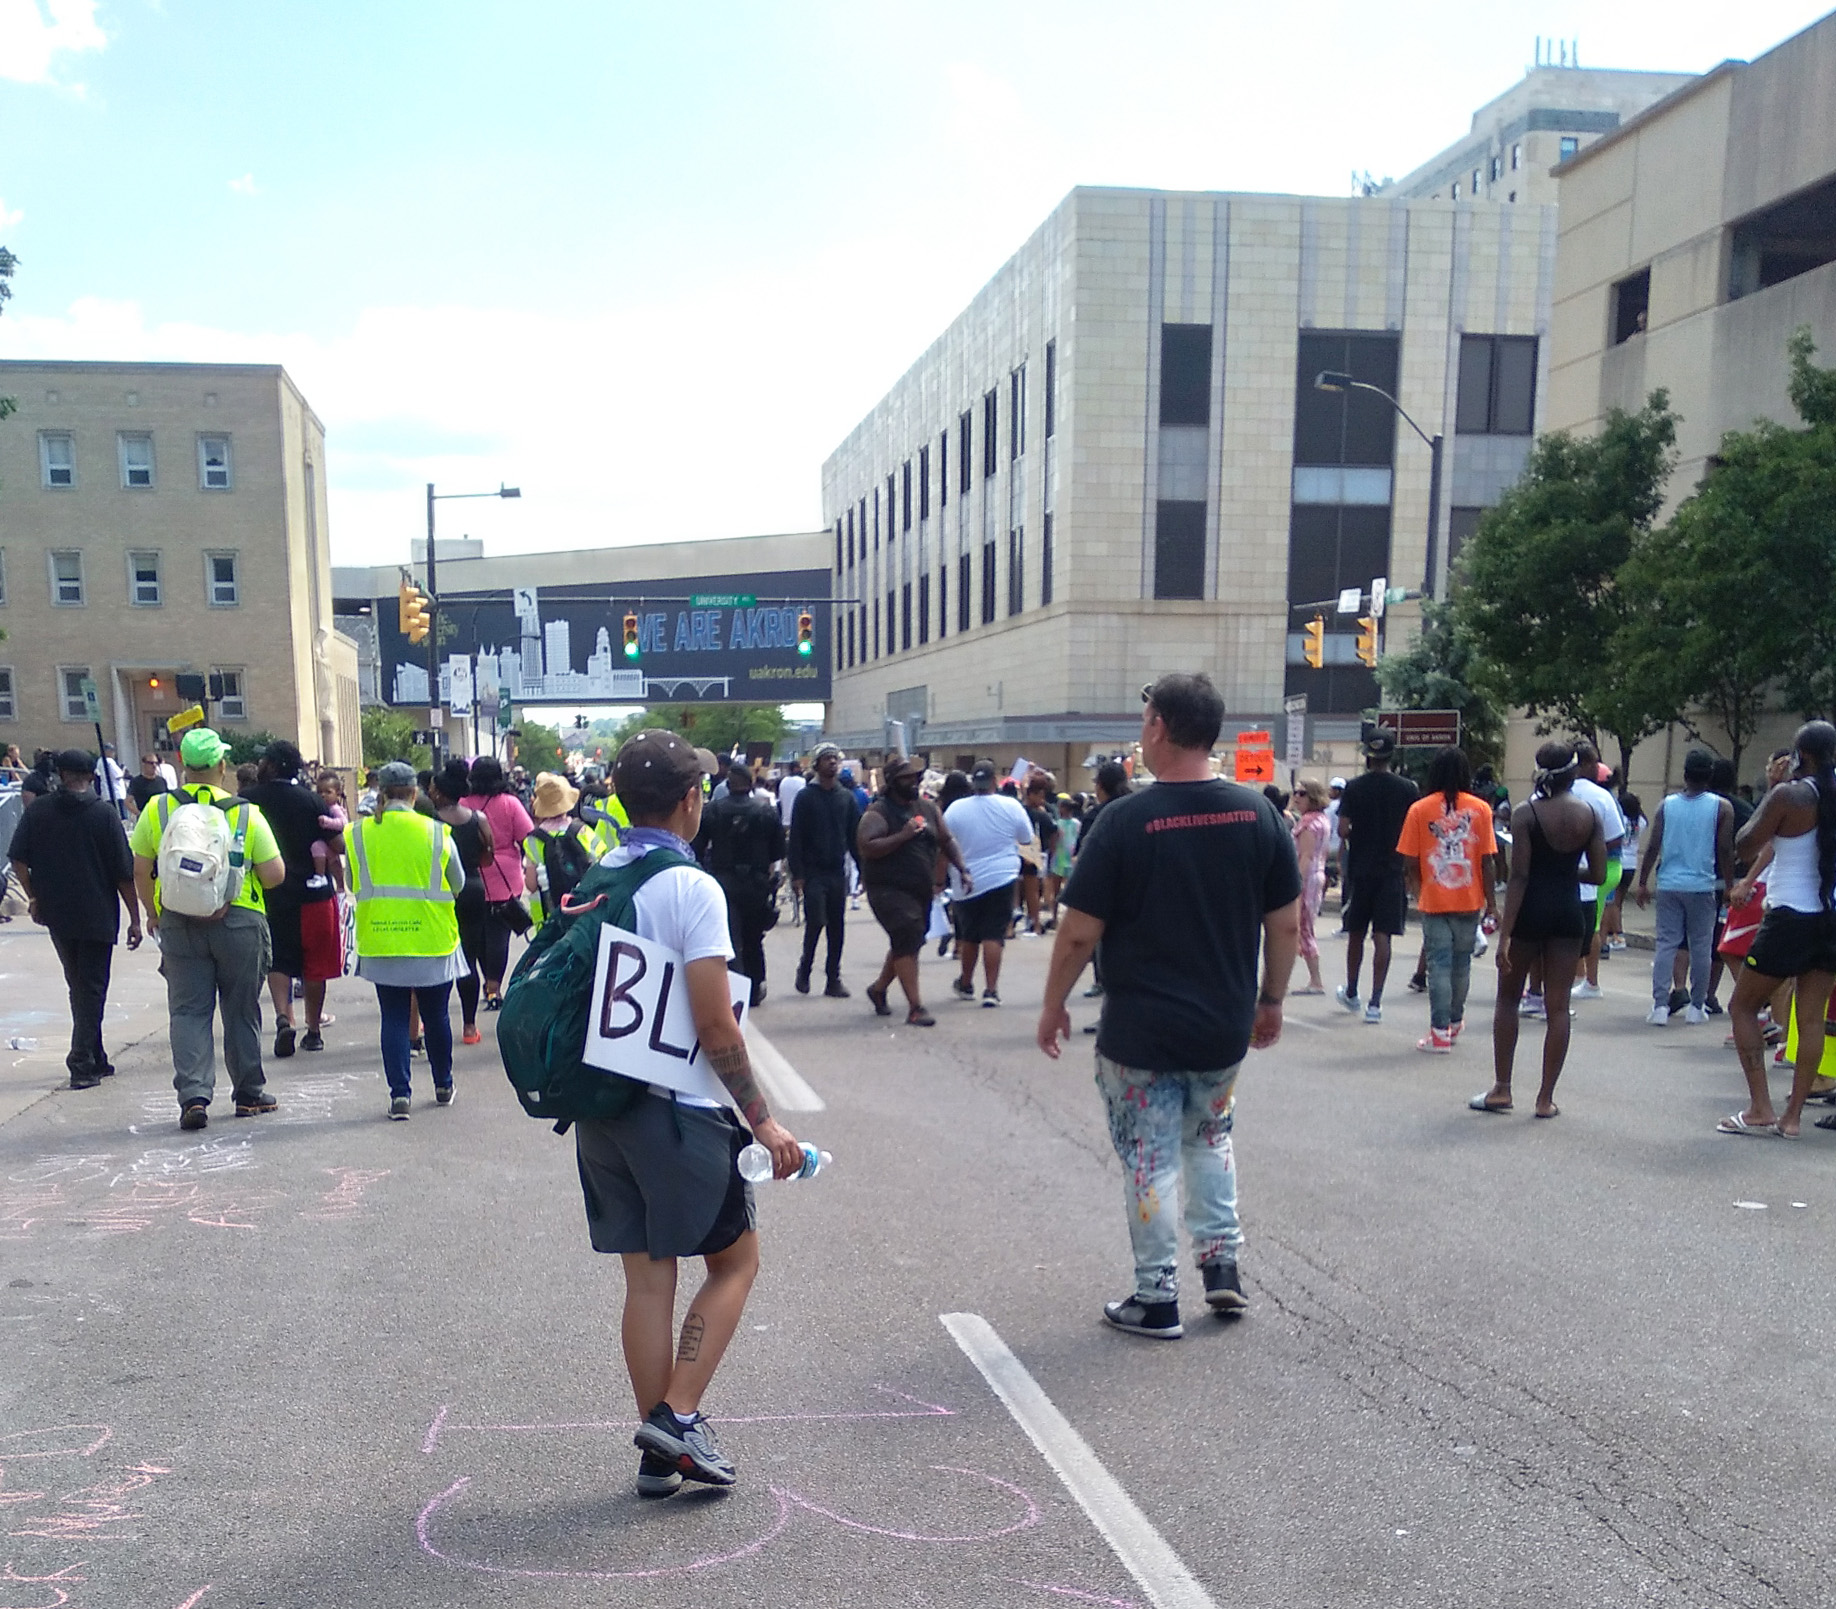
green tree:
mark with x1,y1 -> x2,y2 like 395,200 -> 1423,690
360,706 -> 430,770
514,717 -> 565,775
0,245 -> 16,429
1454,393 -> 1679,773
607,703 -> 789,757
1374,600 -> 1505,770
224,729 -> 286,768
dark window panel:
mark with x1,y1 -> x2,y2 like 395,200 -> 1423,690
958,552 -> 971,632
872,599 -> 880,659
846,611 -> 855,667
1293,331 -> 1400,466
918,574 -> 930,644
1448,505 -> 1485,574
1041,512 -> 1054,606
888,474 -> 898,537
1159,324 -> 1212,426
959,412 -> 972,494
1154,501 -> 1206,600
1455,336 -> 1494,435
983,390 -> 998,477
1613,269 -> 1650,344
888,590 -> 897,652
1293,333 -> 1346,464
938,432 -> 948,509
903,460 -> 913,530
1285,504 -> 1340,607
1007,527 -> 1024,616
1492,336 -> 1537,434
873,487 -> 880,550
1340,334 -> 1401,464
1011,366 -> 1026,459
981,541 -> 996,623
1044,340 -> 1057,438
1283,660 -> 1381,715
901,582 -> 912,650
835,519 -> 843,572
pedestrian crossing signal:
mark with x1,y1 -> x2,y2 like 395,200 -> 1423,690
1302,615 -> 1325,669
1355,615 -> 1379,667
797,611 -> 813,657
623,613 -> 641,660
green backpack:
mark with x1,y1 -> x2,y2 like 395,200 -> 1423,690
496,848 -> 695,1133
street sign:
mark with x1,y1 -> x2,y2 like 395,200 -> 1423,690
690,592 -> 757,608
497,688 -> 513,730
78,677 -> 101,722
1370,575 -> 1388,620
166,704 -> 206,734
448,656 -> 474,716
1336,587 -> 1362,615
1235,730 -> 1272,747
1283,694 -> 1307,769
1386,586 -> 1409,605
411,730 -> 437,747
1234,729 -> 1275,785
1374,709 -> 1462,747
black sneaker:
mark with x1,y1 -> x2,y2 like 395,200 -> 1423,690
1667,986 -> 1690,1017
1406,974 -> 1428,994
180,1101 -> 209,1131
824,979 -> 851,999
409,1036 -> 426,1057
1102,1296 -> 1183,1339
301,1027 -> 324,1052
1201,1260 -> 1248,1315
273,1022 -> 296,1059
636,1450 -> 683,1498
1704,997 -> 1724,1016
633,1403 -> 737,1486
234,1088 -> 278,1116
951,978 -> 976,1000
435,1083 -> 455,1107
389,1096 -> 411,1120
982,989 -> 1001,1008
794,968 -> 811,995
67,1073 -> 103,1090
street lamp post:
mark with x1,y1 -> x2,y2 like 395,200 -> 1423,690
1314,371 -> 1444,598
426,481 -> 521,762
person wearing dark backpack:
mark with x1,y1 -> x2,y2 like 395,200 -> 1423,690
128,728 -> 287,1131
562,729 -> 804,1497
697,760 -> 785,1008
522,771 -> 596,927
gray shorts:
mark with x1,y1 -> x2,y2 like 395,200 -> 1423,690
574,1093 -> 756,1259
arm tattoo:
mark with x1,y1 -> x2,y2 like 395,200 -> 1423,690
706,1041 -> 770,1128
677,1313 -> 706,1364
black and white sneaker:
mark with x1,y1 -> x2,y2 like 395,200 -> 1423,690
1102,1296 -> 1183,1339
389,1096 -> 411,1120
636,1450 -> 683,1498
1201,1260 -> 1248,1315
435,1083 -> 455,1107
952,978 -> 976,1001
633,1403 -> 737,1486
982,989 -> 1001,1008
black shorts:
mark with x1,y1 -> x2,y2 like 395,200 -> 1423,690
1579,897 -> 1598,946
264,888 -> 304,977
865,886 -> 928,957
1343,873 -> 1407,937
955,882 -> 1017,945
1744,908 -> 1836,980
574,1096 -> 755,1259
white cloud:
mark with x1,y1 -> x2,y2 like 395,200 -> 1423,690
0,196 -> 22,233
227,173 -> 258,196
0,0 -> 106,85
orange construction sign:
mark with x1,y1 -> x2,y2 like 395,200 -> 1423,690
1234,748 -> 1276,784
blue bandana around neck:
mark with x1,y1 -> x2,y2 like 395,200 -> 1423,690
621,825 -> 696,858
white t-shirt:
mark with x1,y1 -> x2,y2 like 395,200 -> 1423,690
944,793 -> 1035,893
607,843 -> 734,1108
776,773 -> 805,828
1325,798 -> 1343,853
1571,777 -> 1627,900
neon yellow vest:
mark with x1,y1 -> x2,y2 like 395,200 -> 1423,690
588,795 -> 628,855
346,809 -> 458,957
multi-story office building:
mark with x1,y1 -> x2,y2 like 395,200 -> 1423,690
1383,63 -> 1694,207
0,361 -> 360,766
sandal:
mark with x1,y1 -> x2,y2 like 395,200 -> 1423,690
906,1007 -> 936,1027
1715,1113 -> 1781,1137
865,983 -> 893,1017
1467,1093 -> 1512,1114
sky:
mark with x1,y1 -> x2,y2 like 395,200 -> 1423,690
2,0 -> 1832,568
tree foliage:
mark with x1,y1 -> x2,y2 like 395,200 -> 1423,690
0,246 -> 16,426
1374,600 -> 1505,771
360,706 -> 430,771
514,718 -> 565,775
607,702 -> 788,756
224,729 -> 286,768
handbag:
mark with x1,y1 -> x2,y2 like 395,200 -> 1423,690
491,896 -> 534,936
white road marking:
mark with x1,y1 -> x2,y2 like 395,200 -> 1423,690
941,1312 -> 1218,1609
745,1020 -> 826,1112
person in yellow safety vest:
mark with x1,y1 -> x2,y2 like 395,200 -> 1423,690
347,760 -> 465,1120
582,790 -> 628,857
130,727 -> 288,1132
523,771 -> 597,928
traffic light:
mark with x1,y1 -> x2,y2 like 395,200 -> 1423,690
797,611 -> 814,657
401,582 -> 431,645
623,612 -> 641,660
1355,615 -> 1379,667
1302,615 -> 1326,670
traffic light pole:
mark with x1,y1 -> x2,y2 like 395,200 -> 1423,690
425,482 -> 441,768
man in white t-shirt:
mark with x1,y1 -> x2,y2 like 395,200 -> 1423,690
572,729 -> 804,1500
942,760 -> 1035,1006
1565,741 -> 1626,1003
776,762 -> 805,829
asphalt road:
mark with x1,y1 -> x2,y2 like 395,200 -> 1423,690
2,904 -> 1832,1609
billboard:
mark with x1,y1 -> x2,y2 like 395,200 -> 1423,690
375,568 -> 832,707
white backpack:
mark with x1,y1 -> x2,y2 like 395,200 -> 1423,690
155,793 -> 251,919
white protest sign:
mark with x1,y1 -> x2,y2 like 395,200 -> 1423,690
582,924 -> 750,1104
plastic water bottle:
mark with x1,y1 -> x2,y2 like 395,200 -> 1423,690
737,1142 -> 830,1183
6,1036 -> 39,1051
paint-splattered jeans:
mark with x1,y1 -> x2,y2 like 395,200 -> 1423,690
1095,1054 -> 1241,1305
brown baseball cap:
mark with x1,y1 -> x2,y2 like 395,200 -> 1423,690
613,729 -> 708,818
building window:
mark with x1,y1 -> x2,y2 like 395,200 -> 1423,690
1612,269 -> 1651,344
937,565 -> 948,639
128,550 -> 162,606
983,390 -> 998,478
206,551 -> 240,607
981,540 -> 996,624
118,433 -> 154,489
49,550 -> 84,606
917,574 -> 930,645
1454,335 -> 1538,435
872,488 -> 880,550
859,497 -> 868,554
887,590 -> 896,652
1508,191 -> 1516,204
1511,142 -> 1521,170
1471,167 -> 1481,192
959,412 -> 972,493
1451,181 -> 1460,200
958,553 -> 971,633
39,432 -> 75,488
59,666 -> 92,721
1041,513 -> 1054,606
902,460 -> 913,532
845,507 -> 855,567
901,582 -> 912,650
918,447 -> 930,520
834,519 -> 843,573
1489,156 -> 1501,182
198,434 -> 232,490
1154,503 -> 1206,600
0,666 -> 13,721
845,611 -> 855,668
1559,136 -> 1579,160
1728,173 -> 1836,300
937,433 -> 947,509
887,474 -> 897,539
1160,324 -> 1213,426
1044,341 -> 1057,439
1448,506 -> 1486,573
213,669 -> 246,722
1007,528 -> 1024,616
1011,365 -> 1026,459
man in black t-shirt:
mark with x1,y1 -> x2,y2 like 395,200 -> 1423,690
125,753 -> 170,818
1039,673 -> 1300,1340
1334,733 -> 1418,1024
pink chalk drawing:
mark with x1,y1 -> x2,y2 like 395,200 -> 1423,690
778,1466 -> 1040,1542
0,1558 -> 85,1609
302,1167 -> 391,1221
7,1462 -> 169,1542
0,1431 -> 111,1464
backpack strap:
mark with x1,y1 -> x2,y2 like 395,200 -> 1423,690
558,847 -> 694,920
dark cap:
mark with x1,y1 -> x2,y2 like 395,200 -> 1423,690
53,747 -> 96,776
1364,730 -> 1397,759
614,728 -> 708,818
970,760 -> 998,785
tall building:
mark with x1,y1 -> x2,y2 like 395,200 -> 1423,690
0,360 -> 361,766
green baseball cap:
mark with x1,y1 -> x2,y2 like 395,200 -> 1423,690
179,728 -> 229,768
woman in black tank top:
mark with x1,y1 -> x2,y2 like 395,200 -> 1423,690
429,762 -> 496,1043
1472,742 -> 1605,1119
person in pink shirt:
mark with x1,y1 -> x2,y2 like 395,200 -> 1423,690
1289,778 -> 1330,994
461,756 -> 535,1009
